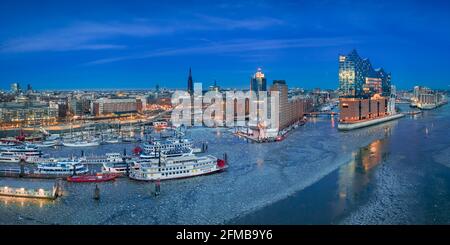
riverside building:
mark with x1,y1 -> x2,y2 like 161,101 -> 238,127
337,50 -> 403,130
411,86 -> 447,109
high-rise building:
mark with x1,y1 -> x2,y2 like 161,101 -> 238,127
338,50 -> 398,126
270,80 -> 313,130
26,84 -> 33,93
250,68 -> 267,94
248,68 -> 267,129
187,67 -> 194,95
270,80 -> 289,129
339,50 -> 391,97
10,83 -> 21,94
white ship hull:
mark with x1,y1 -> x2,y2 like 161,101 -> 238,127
129,155 -> 227,181
63,141 -> 100,147
102,163 -> 139,174
36,140 -> 59,148
129,165 -> 226,181
37,161 -> 88,175
0,156 -> 20,163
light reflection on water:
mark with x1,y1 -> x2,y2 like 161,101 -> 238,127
1,103 -> 449,224
333,137 -> 389,219
0,196 -> 54,208
232,135 -> 392,225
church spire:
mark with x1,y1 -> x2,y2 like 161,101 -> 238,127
187,67 -> 193,95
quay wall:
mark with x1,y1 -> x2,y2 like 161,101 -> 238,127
338,113 -> 404,131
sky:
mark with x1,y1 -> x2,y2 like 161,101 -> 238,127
1,0 -> 450,90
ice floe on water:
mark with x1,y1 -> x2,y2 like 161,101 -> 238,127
0,116 -> 394,224
2,108 -> 448,224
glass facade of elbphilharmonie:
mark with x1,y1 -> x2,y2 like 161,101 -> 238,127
339,50 -> 391,98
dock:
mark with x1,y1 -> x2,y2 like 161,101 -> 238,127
0,167 -> 83,179
0,185 -> 57,199
338,113 -> 404,131
234,120 -> 306,143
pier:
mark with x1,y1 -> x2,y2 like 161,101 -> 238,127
306,111 -> 339,117
0,185 -> 57,199
338,113 -> 405,131
234,120 -> 306,143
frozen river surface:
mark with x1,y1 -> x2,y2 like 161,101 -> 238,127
1,104 -> 449,224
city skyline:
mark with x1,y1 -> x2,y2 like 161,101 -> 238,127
1,0 -> 450,90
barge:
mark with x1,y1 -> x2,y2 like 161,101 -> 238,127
0,185 -> 57,199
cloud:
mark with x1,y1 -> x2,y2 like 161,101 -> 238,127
0,21 -> 174,53
0,15 -> 284,53
85,37 -> 359,65
194,15 -> 284,30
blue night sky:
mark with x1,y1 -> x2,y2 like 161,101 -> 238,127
1,0 -> 449,90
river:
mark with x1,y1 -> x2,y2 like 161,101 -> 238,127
0,104 -> 449,224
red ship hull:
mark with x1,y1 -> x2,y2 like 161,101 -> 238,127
67,174 -> 118,183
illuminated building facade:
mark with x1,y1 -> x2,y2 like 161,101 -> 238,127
0,102 -> 58,127
339,50 -> 391,97
269,80 -> 313,131
93,98 -> 138,116
338,50 -> 396,124
250,68 -> 267,95
412,86 -> 446,109
339,95 -> 388,122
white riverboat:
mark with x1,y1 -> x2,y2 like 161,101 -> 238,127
101,162 -> 139,174
0,145 -> 42,157
142,138 -> 194,154
36,160 -> 88,175
63,139 -> 101,147
35,140 -> 59,148
140,147 -> 194,159
81,153 -> 125,164
104,138 -> 120,144
0,141 -> 19,147
0,152 -> 21,163
129,154 -> 227,181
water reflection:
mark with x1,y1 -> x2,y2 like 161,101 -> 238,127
334,137 -> 390,219
0,196 -> 54,208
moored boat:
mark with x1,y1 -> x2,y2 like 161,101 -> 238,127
140,147 -> 193,159
36,161 -> 88,176
0,152 -> 21,163
81,152 -> 125,164
153,121 -> 168,129
129,154 -> 227,181
101,162 -> 139,174
0,145 -> 42,157
0,140 -> 20,147
104,138 -> 120,144
67,173 -> 118,183
142,138 -> 194,154
35,140 -> 59,148
63,140 -> 100,147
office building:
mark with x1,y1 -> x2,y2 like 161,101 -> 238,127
93,98 -> 138,116
250,68 -> 267,94
0,102 -> 58,127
